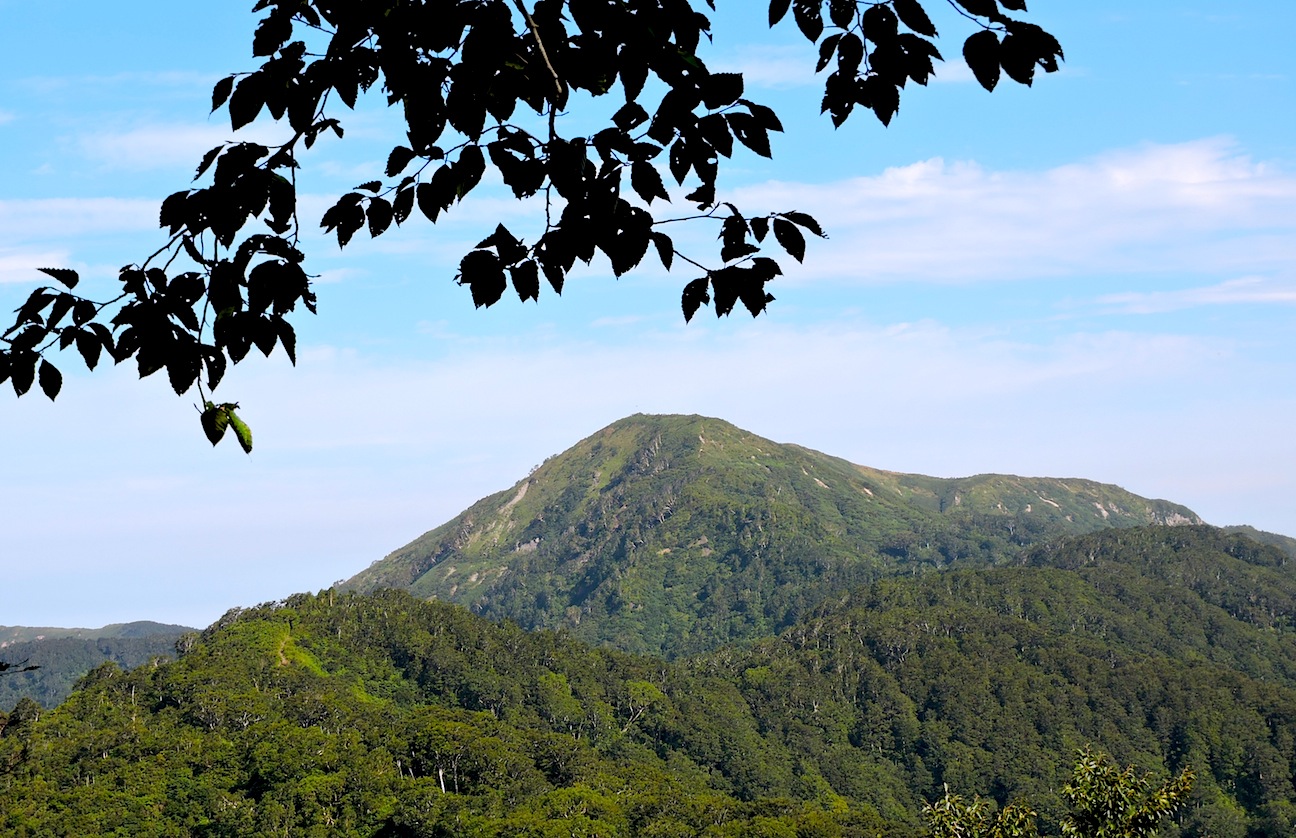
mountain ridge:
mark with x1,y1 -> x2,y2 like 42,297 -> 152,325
343,414 -> 1207,657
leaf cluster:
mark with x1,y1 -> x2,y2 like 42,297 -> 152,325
1,1 -> 1061,448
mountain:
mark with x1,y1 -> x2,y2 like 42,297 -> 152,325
343,414 -> 1202,657
0,622 -> 193,710
0,620 -> 192,645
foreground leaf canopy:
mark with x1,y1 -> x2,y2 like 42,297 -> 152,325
0,1 -> 1061,447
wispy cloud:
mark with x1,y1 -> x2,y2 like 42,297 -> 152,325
0,198 -> 157,242
729,138 -> 1296,285
1097,276 -> 1296,314
78,122 -> 281,172
0,249 -> 71,284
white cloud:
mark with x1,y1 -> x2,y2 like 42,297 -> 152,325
0,249 -> 70,284
0,197 -> 158,241
79,121 -> 283,172
729,138 -> 1296,285
1097,276 -> 1296,314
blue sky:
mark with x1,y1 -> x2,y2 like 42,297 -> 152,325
2,1 -> 1294,628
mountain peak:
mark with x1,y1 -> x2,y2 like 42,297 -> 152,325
344,415 -> 1202,657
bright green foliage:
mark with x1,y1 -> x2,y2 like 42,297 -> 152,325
925,751 -> 1192,838
925,791 -> 1039,838
1059,748 -> 1194,838
4,522 -> 1296,838
0,591 -> 880,836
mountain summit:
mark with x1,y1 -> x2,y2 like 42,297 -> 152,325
343,414 -> 1201,656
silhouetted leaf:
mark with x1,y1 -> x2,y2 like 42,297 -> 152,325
631,160 -> 670,204
8,351 -> 36,396
650,232 -> 674,270
862,5 -> 899,43
36,268 -> 79,290
963,30 -> 1002,91
367,197 -> 394,237
510,261 -> 540,302
782,211 -> 825,238
894,0 -> 938,37
37,359 -> 61,400
167,350 -> 200,396
681,277 -> 710,322
792,0 -> 824,42
76,330 -> 102,370
701,73 -> 744,110
772,218 -> 806,262
727,113 -> 772,158
458,249 -> 506,308
229,73 -> 266,130
828,0 -> 855,29
769,0 -> 792,26
956,0 -> 1000,16
386,146 -> 416,177
211,76 -> 234,112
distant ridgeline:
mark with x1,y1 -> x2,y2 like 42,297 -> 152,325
5,415 -> 1296,835
343,414 -> 1209,657
0,621 -> 193,711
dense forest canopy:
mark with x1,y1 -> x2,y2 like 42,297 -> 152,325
4,521 -> 1296,835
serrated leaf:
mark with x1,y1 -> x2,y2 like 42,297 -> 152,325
782,211 -> 826,238
9,351 -> 36,396
894,0 -> 938,37
385,146 -> 416,177
195,145 -> 224,180
510,261 -> 541,303
772,218 -> 806,262
367,197 -> 394,237
76,330 -> 102,370
37,359 -> 61,400
167,351 -> 201,396
36,268 -> 79,289
792,0 -> 824,42
229,73 -> 265,130
211,75 -> 234,112
681,277 -> 711,322
631,161 -> 670,204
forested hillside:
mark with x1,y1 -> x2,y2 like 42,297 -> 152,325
6,525 -> 1296,836
0,622 -> 193,711
344,414 -> 1201,657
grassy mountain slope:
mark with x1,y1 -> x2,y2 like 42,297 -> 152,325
344,414 -> 1201,657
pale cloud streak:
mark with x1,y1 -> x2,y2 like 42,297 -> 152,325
78,122 -> 283,172
1097,276 -> 1296,314
730,138 -> 1296,285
